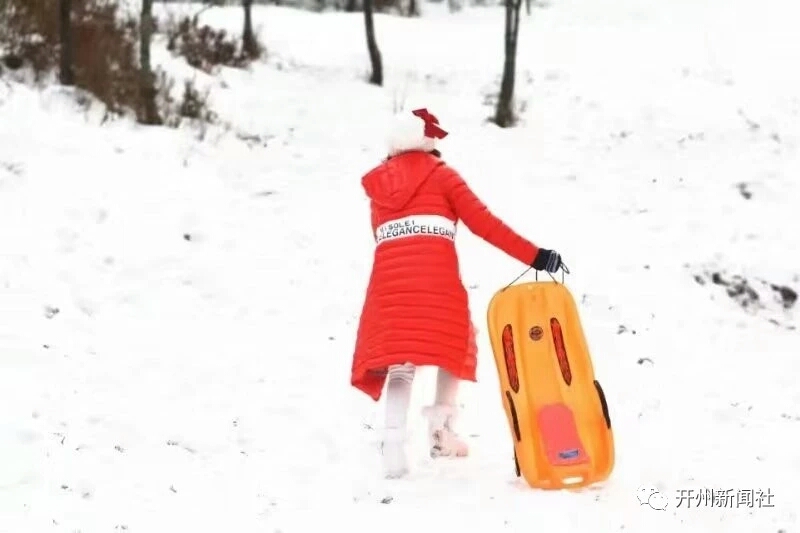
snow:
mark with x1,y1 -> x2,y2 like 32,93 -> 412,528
1,0 -> 799,531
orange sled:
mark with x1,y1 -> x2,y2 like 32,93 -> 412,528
486,280 -> 614,490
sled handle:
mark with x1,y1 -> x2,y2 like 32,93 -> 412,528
536,261 -> 570,283
503,262 -> 570,289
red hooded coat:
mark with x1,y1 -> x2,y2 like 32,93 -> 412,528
351,151 -> 539,401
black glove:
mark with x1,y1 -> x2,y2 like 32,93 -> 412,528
531,248 -> 563,273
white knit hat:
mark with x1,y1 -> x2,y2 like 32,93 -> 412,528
386,108 -> 449,157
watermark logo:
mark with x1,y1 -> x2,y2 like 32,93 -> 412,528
637,485 -> 669,510
637,486 -> 775,510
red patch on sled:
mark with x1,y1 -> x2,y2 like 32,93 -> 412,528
550,317 -> 572,385
502,324 -> 520,393
537,403 -> 589,466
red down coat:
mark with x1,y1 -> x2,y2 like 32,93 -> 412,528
351,151 -> 540,401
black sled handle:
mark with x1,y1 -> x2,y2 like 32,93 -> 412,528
503,261 -> 570,290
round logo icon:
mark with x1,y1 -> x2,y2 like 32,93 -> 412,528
529,326 -> 543,341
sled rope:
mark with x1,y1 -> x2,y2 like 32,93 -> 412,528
503,262 -> 570,290
505,266 -> 532,288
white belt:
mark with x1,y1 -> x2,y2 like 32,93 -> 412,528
375,215 -> 456,245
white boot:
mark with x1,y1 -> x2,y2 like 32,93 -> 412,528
423,367 -> 468,458
381,363 -> 415,479
381,427 -> 409,479
422,404 -> 469,458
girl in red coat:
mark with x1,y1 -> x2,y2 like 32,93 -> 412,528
351,108 -> 565,478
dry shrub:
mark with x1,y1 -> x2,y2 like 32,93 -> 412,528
0,0 -> 141,118
73,4 -> 140,117
155,71 -> 217,131
0,0 -> 57,74
1,0 -> 224,129
164,14 -> 259,73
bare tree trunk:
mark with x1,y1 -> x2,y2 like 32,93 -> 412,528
525,0 -> 531,15
242,0 -> 260,58
345,0 -> 358,11
363,0 -> 383,85
139,0 -> 162,125
407,0 -> 420,16
58,0 -> 74,85
494,0 -> 522,127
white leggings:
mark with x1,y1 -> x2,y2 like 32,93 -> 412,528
384,363 -> 460,432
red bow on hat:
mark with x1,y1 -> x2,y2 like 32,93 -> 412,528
412,108 -> 448,139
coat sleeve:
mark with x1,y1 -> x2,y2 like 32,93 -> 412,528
440,168 -> 539,266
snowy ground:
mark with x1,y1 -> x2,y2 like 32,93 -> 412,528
1,0 -> 799,531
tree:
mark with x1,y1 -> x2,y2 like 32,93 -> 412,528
58,0 -> 74,85
494,0 -> 523,127
138,0 -> 162,125
363,0 -> 382,85
242,0 -> 260,58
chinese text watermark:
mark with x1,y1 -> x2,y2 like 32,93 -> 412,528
675,488 -> 774,508
637,485 -> 775,510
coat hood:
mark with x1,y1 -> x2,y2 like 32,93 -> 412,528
361,151 -> 443,210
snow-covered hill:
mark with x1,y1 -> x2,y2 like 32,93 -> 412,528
1,0 -> 798,531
